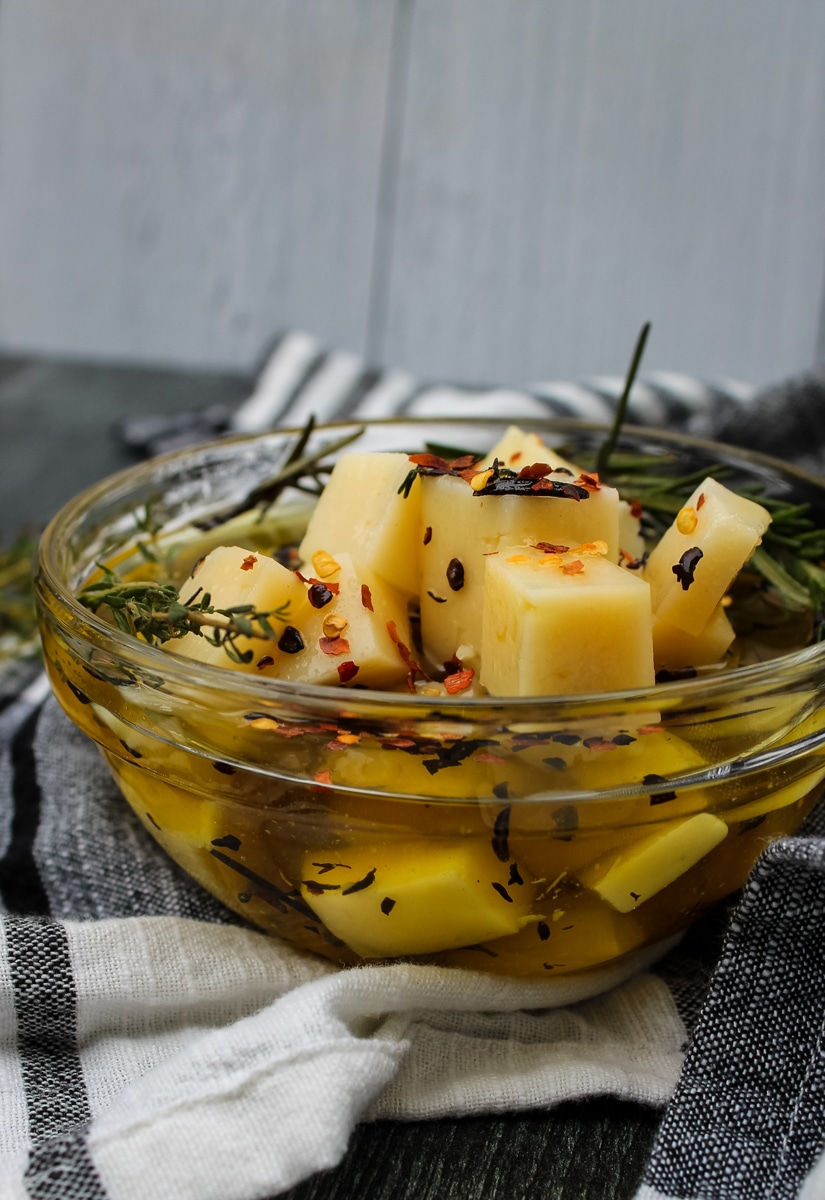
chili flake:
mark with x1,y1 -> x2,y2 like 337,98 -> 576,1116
676,506 -> 698,535
319,636 -> 350,656
444,668 -> 474,694
256,655 -> 275,670
313,769 -> 332,785
323,613 -> 349,639
423,526 -> 432,545
240,554 -> 258,571
311,550 -> 341,579
337,661 -> 360,683
629,498 -> 644,519
561,559 -> 585,575
361,583 -> 374,611
533,542 -> 569,554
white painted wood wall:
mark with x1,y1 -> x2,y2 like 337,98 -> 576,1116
1,0 -> 824,389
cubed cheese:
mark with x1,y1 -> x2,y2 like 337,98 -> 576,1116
643,477 -> 770,635
420,472 -> 620,667
576,812 -> 728,912
274,551 -> 414,689
480,424 -> 583,475
652,603 -> 736,672
480,543 -> 655,696
300,839 -> 537,957
298,452 -> 421,596
169,546 -> 310,673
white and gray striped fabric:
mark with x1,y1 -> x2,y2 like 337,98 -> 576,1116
3,334 -> 825,1200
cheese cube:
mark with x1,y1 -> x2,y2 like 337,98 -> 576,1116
420,472 -> 620,667
274,551 -> 413,689
480,424 -> 583,475
300,839 -> 537,957
643,477 -> 770,635
577,812 -> 728,912
480,544 -> 655,696
170,546 -> 310,673
298,452 -> 421,597
652,603 -> 735,672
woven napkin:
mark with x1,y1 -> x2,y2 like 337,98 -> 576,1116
1,337 -> 824,1200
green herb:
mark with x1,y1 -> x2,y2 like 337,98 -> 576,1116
0,533 -> 39,663
593,323 -> 825,634
78,565 -> 291,664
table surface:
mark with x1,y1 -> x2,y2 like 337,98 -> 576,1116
0,352 -> 663,1199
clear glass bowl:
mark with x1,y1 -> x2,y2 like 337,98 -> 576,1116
34,418 -> 825,981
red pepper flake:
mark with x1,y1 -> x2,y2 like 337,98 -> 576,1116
444,668 -> 474,694
637,725 -> 664,735
381,737 -> 417,749
630,498 -> 644,519
310,577 -> 339,595
697,492 -> 706,510
361,584 -> 374,611
423,526 -> 432,545
319,636 -> 350,657
533,541 -> 570,554
256,655 -> 275,670
576,472 -> 601,491
582,737 -> 616,752
561,559 -> 585,575
337,661 -> 360,683
517,462 -> 552,480
408,452 -> 450,470
313,770 -> 332,785
240,554 -> 258,571
474,752 -> 504,763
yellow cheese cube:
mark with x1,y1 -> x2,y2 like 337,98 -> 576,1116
618,499 -> 646,564
480,544 -> 655,696
274,551 -> 413,689
300,839 -> 537,957
577,812 -> 728,912
652,603 -> 736,672
298,452 -> 421,596
169,545 -> 309,673
643,477 -> 770,635
420,472 -> 620,667
480,424 -> 583,475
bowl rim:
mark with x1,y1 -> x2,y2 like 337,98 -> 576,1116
34,414 -> 825,713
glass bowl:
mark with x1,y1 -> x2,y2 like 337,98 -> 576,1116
34,418 -> 825,982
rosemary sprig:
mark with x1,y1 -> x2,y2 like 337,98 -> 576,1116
592,324 -> 825,633
78,566 -> 291,664
595,321 -> 651,476
193,417 -> 365,531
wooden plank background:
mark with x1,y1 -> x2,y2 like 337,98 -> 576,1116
1,0 -> 824,389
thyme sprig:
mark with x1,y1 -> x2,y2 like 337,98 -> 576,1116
78,565 -> 291,664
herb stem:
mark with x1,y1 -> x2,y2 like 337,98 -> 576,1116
595,321 -> 651,477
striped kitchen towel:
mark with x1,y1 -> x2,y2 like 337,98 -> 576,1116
2,336 -> 824,1200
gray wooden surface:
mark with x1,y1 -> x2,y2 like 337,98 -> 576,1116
1,1 -> 824,389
